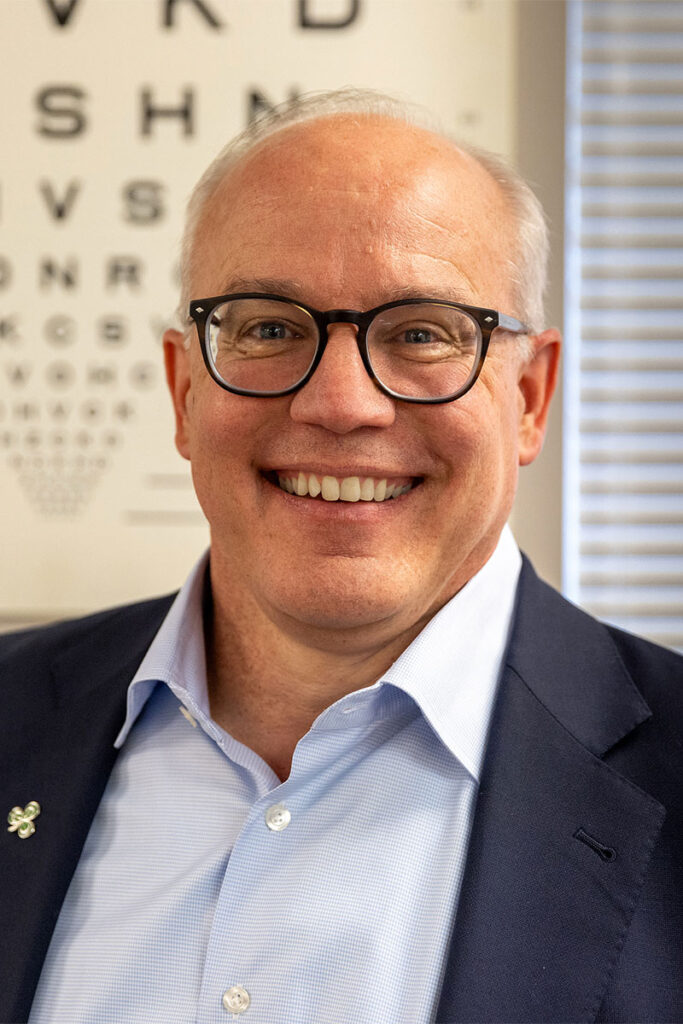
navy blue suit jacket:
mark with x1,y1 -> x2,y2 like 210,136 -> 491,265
1,559 -> 682,1023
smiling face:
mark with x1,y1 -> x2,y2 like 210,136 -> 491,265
165,115 -> 559,643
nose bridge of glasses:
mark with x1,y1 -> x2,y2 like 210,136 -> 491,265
320,311 -> 378,364
321,309 -> 366,335
310,309 -> 379,392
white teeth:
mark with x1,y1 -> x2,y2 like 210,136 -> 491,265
340,477 -> 361,502
321,476 -> 340,501
276,472 -> 413,502
360,478 -> 375,501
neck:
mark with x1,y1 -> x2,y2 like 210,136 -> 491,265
204,577 -> 428,781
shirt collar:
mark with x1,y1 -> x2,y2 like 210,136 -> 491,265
379,525 -> 521,780
116,527 -> 521,780
114,550 -> 210,748
307,525 -> 520,780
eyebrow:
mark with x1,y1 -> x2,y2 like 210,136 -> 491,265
217,278 -> 474,308
219,277 -> 308,299
380,284 -> 473,305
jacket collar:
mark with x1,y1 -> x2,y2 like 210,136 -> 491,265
505,557 -> 651,757
436,558 -> 665,1023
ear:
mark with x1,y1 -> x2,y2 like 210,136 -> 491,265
517,327 -> 561,467
163,328 -> 193,460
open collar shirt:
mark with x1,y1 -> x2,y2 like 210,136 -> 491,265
29,526 -> 521,1024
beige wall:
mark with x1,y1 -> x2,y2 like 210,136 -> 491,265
0,0 -> 567,625
511,0 -> 566,590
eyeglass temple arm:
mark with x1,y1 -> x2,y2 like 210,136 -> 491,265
497,312 -> 531,334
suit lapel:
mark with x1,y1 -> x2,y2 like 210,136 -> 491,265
436,561 -> 665,1024
0,596 -> 173,1024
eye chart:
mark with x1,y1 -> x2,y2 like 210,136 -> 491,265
0,0 -> 518,619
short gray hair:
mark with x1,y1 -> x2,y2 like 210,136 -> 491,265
179,88 -> 549,339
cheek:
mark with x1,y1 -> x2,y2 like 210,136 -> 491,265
185,391 -> 259,516
188,368 -> 253,455
438,377 -> 520,498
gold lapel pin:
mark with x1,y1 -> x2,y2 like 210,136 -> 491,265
7,801 -> 41,839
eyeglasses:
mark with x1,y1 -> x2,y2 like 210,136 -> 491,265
188,293 -> 530,404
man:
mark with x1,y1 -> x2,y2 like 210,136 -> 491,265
2,90 -> 682,1023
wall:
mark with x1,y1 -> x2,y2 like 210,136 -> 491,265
511,0 -> 566,589
0,0 -> 565,624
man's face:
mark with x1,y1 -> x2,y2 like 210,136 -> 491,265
165,117 -> 559,643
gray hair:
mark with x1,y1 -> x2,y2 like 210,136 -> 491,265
179,88 -> 549,340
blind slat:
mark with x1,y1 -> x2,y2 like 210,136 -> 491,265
566,0 -> 682,650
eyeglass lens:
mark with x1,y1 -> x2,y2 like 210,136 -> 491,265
205,298 -> 482,399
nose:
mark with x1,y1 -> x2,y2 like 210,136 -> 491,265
289,324 -> 396,434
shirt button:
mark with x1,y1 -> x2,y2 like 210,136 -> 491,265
265,803 -> 291,831
223,986 -> 250,1014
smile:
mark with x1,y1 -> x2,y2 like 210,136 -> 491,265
273,471 -> 418,503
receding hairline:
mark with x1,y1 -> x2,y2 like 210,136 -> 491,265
197,112 -> 505,225
179,89 -> 550,334
215,105 -> 496,184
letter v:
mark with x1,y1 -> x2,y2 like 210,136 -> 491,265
43,0 -> 81,27
39,181 -> 81,221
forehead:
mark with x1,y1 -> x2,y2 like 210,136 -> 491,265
192,115 -> 514,309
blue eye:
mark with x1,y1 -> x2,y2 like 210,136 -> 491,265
404,328 -> 434,344
258,322 -> 288,339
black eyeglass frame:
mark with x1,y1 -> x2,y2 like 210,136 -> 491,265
188,292 -> 530,405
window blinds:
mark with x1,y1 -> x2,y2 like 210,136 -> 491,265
564,0 -> 683,653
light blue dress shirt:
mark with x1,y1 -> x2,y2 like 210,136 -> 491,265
29,528 -> 521,1024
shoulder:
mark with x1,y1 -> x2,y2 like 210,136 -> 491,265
513,559 -> 683,829
603,622 -> 683,731
604,619 -> 683,677
512,556 -> 683,728
518,556 -> 683,671
0,594 -> 176,678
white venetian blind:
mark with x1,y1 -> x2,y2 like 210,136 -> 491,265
564,0 -> 683,653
